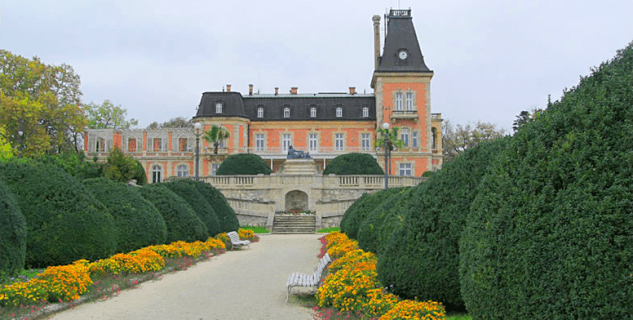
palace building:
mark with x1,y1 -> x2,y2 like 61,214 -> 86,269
84,9 -> 443,183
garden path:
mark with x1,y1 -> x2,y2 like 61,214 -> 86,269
50,234 -> 322,320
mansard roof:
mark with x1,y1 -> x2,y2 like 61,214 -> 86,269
376,9 -> 432,73
195,92 -> 376,121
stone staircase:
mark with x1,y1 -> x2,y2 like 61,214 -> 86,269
272,215 -> 316,234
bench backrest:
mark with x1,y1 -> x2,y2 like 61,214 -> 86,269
227,231 -> 241,242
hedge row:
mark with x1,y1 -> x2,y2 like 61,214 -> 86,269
0,163 -> 240,272
322,153 -> 384,175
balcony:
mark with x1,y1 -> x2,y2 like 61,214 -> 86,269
391,110 -> 418,123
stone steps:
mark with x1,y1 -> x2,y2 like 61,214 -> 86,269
272,215 -> 316,234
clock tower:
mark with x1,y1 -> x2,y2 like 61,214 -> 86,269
371,9 -> 442,175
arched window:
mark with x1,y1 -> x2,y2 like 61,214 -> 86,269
216,102 -> 223,113
284,107 -> 290,118
336,107 -> 343,118
177,165 -> 188,177
310,107 -> 317,118
362,107 -> 369,118
152,165 -> 162,183
257,107 -> 264,118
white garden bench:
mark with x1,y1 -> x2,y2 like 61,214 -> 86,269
285,253 -> 332,302
227,231 -> 251,249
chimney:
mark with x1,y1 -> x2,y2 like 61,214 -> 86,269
349,87 -> 356,95
249,84 -> 253,96
290,87 -> 298,95
372,15 -> 381,71
226,84 -> 231,92
275,87 -> 279,95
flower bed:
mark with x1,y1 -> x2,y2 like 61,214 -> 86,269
315,232 -> 446,320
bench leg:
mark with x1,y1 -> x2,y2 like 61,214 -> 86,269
286,286 -> 292,303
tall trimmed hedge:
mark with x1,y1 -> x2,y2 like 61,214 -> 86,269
193,181 -> 240,232
0,179 -> 27,276
0,162 -> 117,268
140,184 -> 208,243
163,179 -> 221,236
83,178 -> 167,253
376,138 -> 508,311
340,188 -> 402,240
216,154 -> 272,175
323,153 -> 384,175
356,187 -> 410,254
460,43 -> 633,319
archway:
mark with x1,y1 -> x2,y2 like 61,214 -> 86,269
285,190 -> 309,212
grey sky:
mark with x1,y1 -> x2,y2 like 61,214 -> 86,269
1,0 -> 631,132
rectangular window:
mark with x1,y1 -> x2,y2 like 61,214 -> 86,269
399,163 -> 412,176
309,133 -> 318,152
282,134 -> 291,152
153,138 -> 162,152
216,103 -> 222,113
412,131 -> 418,148
405,92 -> 413,110
178,137 -> 188,152
127,138 -> 137,152
257,108 -> 264,118
395,93 -> 403,111
284,108 -> 290,118
335,133 -> 344,151
310,107 -> 316,118
361,133 -> 370,151
256,134 -> 265,151
400,129 -> 409,147
336,107 -> 342,117
211,164 -> 219,176
363,107 -> 369,118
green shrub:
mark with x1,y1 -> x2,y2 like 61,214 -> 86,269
193,181 -> 240,232
216,153 -> 272,175
102,146 -> 147,185
0,162 -> 117,268
140,184 -> 208,243
356,187 -> 410,255
83,178 -> 167,253
340,188 -> 401,240
0,179 -> 27,276
460,42 -> 633,319
322,153 -> 384,175
35,152 -> 102,180
421,170 -> 435,177
376,138 -> 508,311
163,179 -> 221,236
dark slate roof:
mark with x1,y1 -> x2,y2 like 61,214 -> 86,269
194,92 -> 376,121
376,9 -> 432,73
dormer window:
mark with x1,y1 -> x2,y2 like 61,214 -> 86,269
310,107 -> 317,118
284,107 -> 290,118
362,107 -> 369,118
216,102 -> 223,114
336,107 -> 343,118
257,107 -> 264,118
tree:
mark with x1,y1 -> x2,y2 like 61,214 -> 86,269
374,126 -> 406,174
512,108 -> 544,133
0,127 -> 13,160
102,146 -> 147,184
203,125 -> 230,154
86,100 -> 138,129
441,119 -> 506,162
147,117 -> 192,129
0,50 -> 87,156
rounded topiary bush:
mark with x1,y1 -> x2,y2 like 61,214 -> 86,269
163,179 -> 221,236
83,178 -> 167,253
216,154 -> 272,175
323,153 -> 384,175
460,43 -> 633,319
376,138 -> 508,312
0,179 -> 27,276
192,181 -> 240,233
140,184 -> 209,243
0,162 -> 117,268
340,188 -> 401,240
356,187 -> 410,254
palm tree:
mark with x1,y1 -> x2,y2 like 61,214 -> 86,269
374,126 -> 406,175
203,125 -> 230,154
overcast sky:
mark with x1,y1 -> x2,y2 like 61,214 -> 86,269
1,0 -> 631,132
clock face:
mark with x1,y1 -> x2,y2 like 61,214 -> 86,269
398,50 -> 408,60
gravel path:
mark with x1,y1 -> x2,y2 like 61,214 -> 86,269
50,234 -> 323,320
